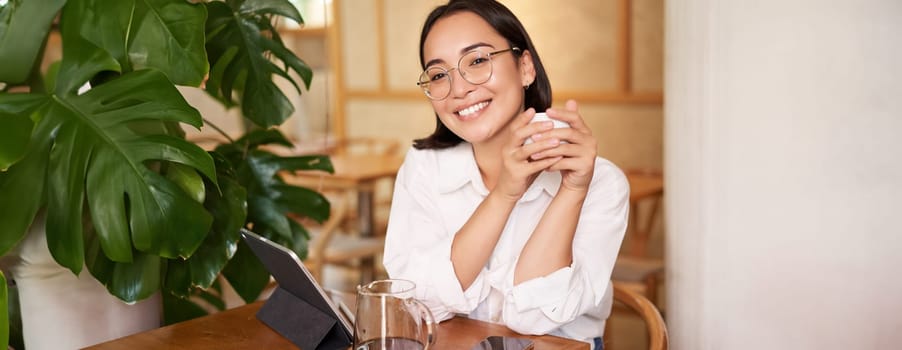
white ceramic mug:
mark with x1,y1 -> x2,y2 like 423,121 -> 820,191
524,112 -> 570,145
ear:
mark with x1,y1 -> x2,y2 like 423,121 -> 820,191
519,50 -> 537,88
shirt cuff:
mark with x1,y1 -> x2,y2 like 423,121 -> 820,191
411,237 -> 489,315
510,266 -> 575,312
430,257 -> 489,313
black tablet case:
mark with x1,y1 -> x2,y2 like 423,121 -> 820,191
241,229 -> 353,350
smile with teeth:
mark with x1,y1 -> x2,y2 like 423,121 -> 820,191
457,101 -> 489,118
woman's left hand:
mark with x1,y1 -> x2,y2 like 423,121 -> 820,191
530,100 -> 597,192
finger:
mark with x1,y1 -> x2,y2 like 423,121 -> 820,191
546,107 -> 590,133
518,119 -> 564,147
523,137 -> 563,159
540,128 -> 596,149
518,119 -> 556,141
513,108 -> 537,128
546,157 -> 593,174
522,156 -> 562,173
563,100 -> 588,130
516,128 -> 556,150
531,142 -> 595,161
565,99 -> 579,112
508,109 -> 537,143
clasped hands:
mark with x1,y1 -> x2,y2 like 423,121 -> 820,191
497,100 -> 597,201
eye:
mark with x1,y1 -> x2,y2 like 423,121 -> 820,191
429,72 -> 447,82
469,56 -> 489,67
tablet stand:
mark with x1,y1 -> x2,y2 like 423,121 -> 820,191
257,287 -> 353,350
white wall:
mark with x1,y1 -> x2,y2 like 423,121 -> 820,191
665,1 -> 902,349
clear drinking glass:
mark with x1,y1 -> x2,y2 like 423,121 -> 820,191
354,279 -> 437,350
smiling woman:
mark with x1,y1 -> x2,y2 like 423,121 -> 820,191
382,1 -> 629,349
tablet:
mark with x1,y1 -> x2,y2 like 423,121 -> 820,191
240,228 -> 354,336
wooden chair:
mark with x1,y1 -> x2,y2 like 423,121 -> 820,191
303,194 -> 385,284
611,255 -> 664,307
612,169 -> 665,306
605,281 -> 669,350
328,136 -> 401,237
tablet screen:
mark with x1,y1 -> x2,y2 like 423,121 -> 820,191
240,228 -> 354,335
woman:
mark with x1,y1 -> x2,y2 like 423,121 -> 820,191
383,0 -> 629,347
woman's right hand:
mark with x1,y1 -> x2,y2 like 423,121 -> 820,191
495,108 -> 564,201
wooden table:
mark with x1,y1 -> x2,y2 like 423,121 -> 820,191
86,299 -> 589,350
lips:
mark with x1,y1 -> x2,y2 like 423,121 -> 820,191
456,101 -> 490,119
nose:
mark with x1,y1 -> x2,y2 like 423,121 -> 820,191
448,68 -> 475,98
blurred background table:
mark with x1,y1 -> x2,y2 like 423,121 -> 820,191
284,152 -> 403,238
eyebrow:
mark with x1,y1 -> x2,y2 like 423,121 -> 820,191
424,42 -> 496,68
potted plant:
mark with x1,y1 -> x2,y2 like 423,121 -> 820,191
0,0 -> 332,347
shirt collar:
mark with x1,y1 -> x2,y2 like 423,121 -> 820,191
437,143 -> 482,194
437,143 -> 561,200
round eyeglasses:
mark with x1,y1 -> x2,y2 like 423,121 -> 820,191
416,47 -> 521,100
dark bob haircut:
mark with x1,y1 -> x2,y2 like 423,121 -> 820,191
413,0 -> 552,150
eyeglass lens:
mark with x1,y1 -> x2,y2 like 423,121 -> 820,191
419,50 -> 495,100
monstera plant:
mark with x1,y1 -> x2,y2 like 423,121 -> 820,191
0,0 -> 332,346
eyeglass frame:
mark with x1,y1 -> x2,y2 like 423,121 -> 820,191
416,47 -> 522,100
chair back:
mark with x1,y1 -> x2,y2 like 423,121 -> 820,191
612,169 -> 665,306
611,281 -> 669,350
304,194 -> 385,284
308,195 -> 350,260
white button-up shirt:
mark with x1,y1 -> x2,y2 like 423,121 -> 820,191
383,143 -> 629,343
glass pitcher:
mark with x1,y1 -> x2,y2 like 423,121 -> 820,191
354,279 -> 437,350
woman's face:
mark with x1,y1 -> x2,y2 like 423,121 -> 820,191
421,11 -> 535,145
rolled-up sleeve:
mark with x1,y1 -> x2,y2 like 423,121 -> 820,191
501,162 -> 630,334
383,151 -> 490,321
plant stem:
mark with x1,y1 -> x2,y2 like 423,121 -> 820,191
201,117 -> 235,143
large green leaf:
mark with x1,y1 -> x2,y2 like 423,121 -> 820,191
161,278 -> 226,326
66,0 -> 208,85
210,129 -> 331,302
0,111 -> 32,170
68,70 -> 216,265
222,220 -> 309,304
166,153 -> 247,298
162,290 -> 209,326
0,69 -> 217,281
204,0 -> 313,128
56,3 -> 122,96
236,0 -> 304,22
218,139 -> 332,237
222,150 -> 329,302
222,239 -> 270,303
0,103 -> 53,256
0,94 -> 44,170
85,225 -> 164,302
0,0 -> 66,84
